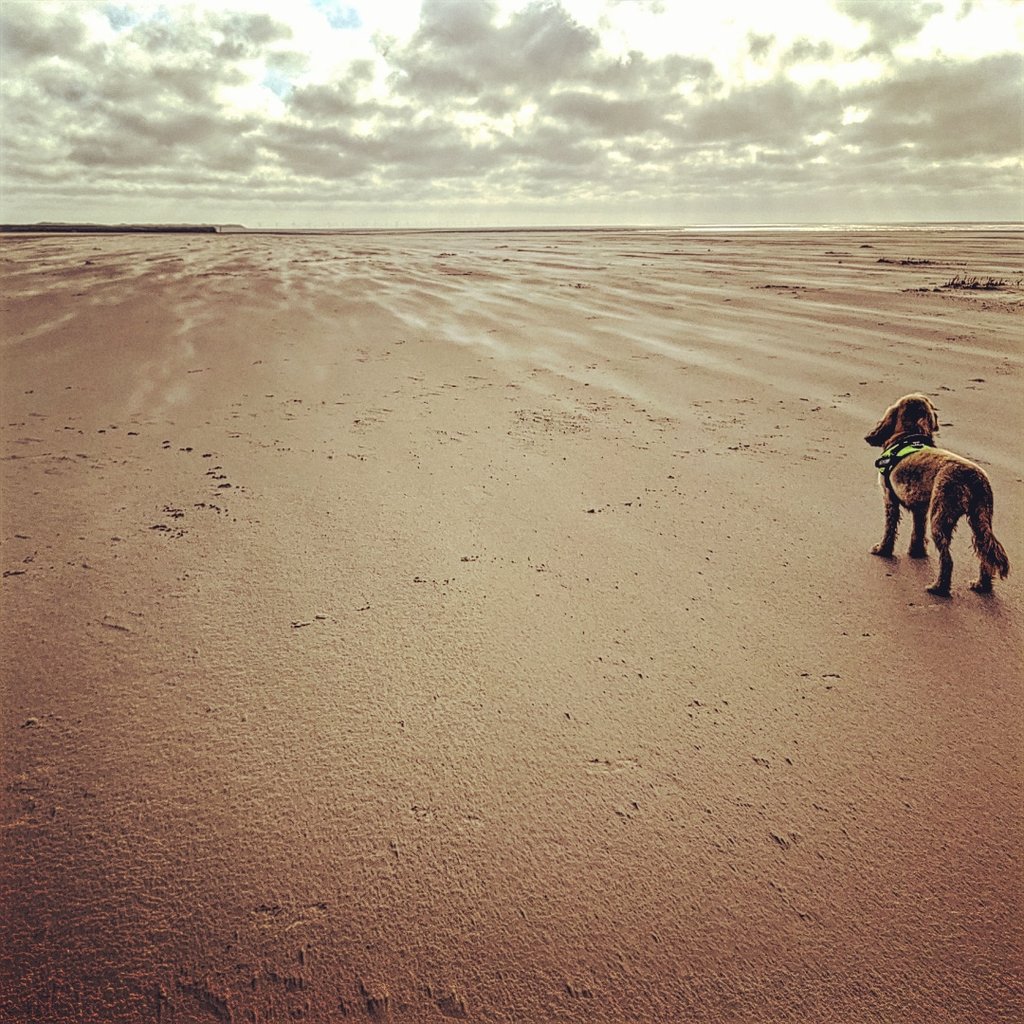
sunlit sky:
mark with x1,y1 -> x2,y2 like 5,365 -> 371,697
1,0 -> 1021,227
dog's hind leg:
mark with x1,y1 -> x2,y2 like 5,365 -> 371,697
966,475 -> 1010,593
908,506 -> 928,558
926,468 -> 967,597
927,516 -> 957,596
871,489 -> 901,558
970,565 -> 993,594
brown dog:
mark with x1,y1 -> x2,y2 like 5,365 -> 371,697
865,393 -> 1010,596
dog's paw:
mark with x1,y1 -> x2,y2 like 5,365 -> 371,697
870,545 -> 895,558
908,546 -> 928,559
969,578 -> 993,594
926,584 -> 952,598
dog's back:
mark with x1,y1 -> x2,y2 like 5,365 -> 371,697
922,454 -> 1009,593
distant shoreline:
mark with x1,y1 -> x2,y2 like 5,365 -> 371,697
0,223 -> 241,234
2,221 -> 1020,237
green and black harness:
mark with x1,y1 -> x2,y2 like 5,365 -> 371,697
874,434 -> 933,503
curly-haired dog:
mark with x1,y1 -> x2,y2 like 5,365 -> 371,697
865,393 -> 1010,597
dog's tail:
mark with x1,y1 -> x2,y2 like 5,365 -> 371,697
967,475 -> 1010,579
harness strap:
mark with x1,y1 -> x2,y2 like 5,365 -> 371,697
875,434 -> 933,503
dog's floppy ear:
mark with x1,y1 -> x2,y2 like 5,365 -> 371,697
903,392 -> 939,436
865,403 -> 897,446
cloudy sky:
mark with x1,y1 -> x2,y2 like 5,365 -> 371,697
1,0 -> 1021,227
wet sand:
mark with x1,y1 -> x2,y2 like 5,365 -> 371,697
2,227 -> 1022,1023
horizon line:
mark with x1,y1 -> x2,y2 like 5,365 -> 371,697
3,218 -> 1023,237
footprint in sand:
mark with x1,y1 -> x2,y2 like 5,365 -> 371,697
585,757 -> 641,774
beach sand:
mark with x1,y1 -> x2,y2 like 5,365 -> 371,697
2,227 -> 1022,1022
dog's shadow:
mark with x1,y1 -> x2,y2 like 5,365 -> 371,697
875,547 -> 1008,609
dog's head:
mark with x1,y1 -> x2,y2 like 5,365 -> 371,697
865,393 -> 939,447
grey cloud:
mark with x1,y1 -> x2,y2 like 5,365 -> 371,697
681,78 -> 843,149
151,62 -> 247,106
214,11 -> 293,52
748,33 -> 775,61
267,50 -> 311,75
131,19 -> 188,55
1,2 -> 285,186
804,150 -> 1021,209
413,0 -> 499,48
263,139 -> 367,180
499,123 -> 604,168
846,54 -> 1022,160
836,0 -> 944,55
263,114 -> 496,184
288,64 -> 376,120
4,5 -> 253,109
108,107 -> 253,149
490,1 -> 598,79
0,3 -> 86,61
459,124 -> 610,196
544,90 -> 672,136
590,51 -> 717,96
784,38 -> 836,64
392,0 -> 601,101
130,9 -> 290,59
66,106 -> 262,175
390,0 -> 715,115
33,61 -> 95,106
383,0 -> 717,156
67,135 -> 168,170
362,121 -> 483,172
202,139 -> 264,174
289,0 -> 705,193
470,89 -> 531,118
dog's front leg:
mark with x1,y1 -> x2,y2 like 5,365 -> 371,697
908,506 -> 928,557
871,489 -> 900,557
